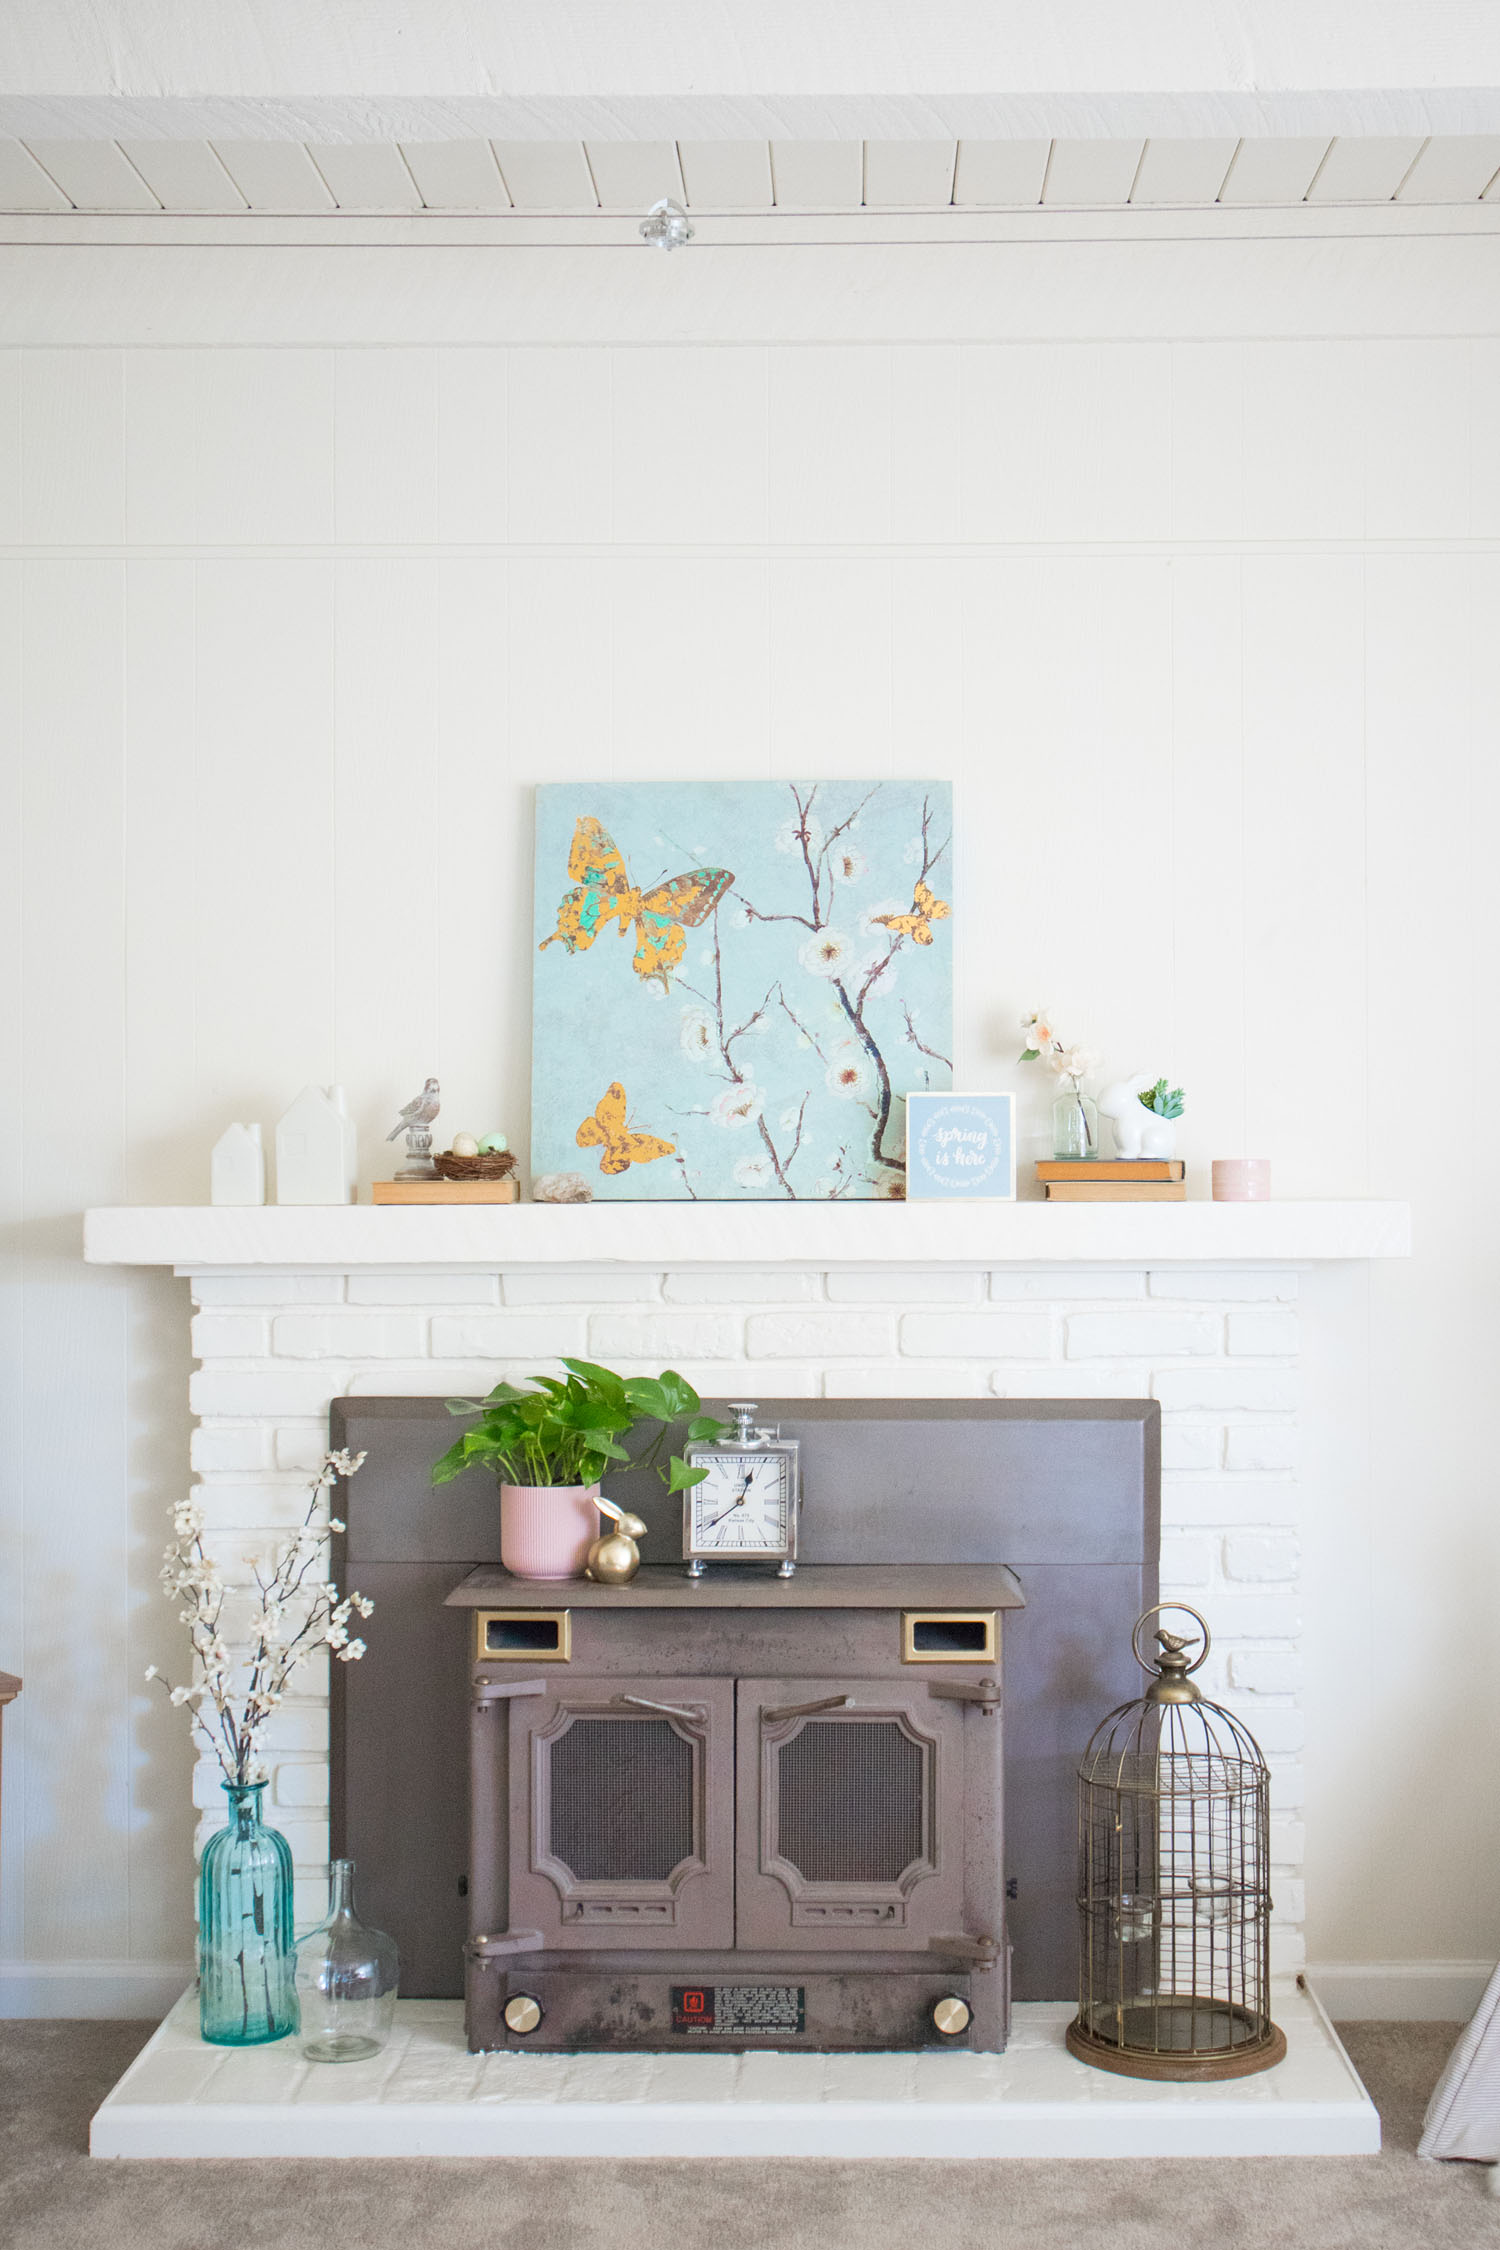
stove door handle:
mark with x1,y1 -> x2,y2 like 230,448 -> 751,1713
468,1928 -> 545,1957
612,1693 -> 704,1722
926,1677 -> 1002,1712
761,1694 -> 851,1724
928,1933 -> 1000,1967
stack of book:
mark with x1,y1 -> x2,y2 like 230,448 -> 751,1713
1037,1160 -> 1186,1202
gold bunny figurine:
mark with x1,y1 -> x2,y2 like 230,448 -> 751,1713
585,1497 -> 648,1586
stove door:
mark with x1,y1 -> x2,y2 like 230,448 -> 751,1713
508,1674 -> 734,1950
735,1677 -> 968,1951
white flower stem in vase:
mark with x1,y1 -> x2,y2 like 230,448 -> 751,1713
1020,1013 -> 1101,1163
1052,1076 -> 1099,1161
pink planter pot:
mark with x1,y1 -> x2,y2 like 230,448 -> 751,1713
499,1483 -> 600,1582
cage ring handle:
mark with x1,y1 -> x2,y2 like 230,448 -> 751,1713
1130,1601 -> 1211,1678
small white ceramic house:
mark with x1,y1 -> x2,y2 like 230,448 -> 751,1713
275,1085 -> 358,1205
209,1122 -> 265,1206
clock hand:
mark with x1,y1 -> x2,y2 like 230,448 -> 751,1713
703,1469 -> 754,1532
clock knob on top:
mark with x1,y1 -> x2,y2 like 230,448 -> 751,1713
933,1996 -> 971,2037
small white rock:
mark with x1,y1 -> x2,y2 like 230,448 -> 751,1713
450,1132 -> 480,1157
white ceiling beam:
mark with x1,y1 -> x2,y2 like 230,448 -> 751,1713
0,138 -> 70,209
1130,138 -> 1239,205
6,92 -> 1500,145
952,141 -> 1050,206
1395,135 -> 1500,202
3,3 -> 1500,141
1042,141 -> 1145,206
1305,136 -> 1427,202
770,142 -> 864,208
677,142 -> 774,209
862,141 -> 957,207
583,141 -> 685,209
306,143 -> 422,210
22,139 -> 159,211
399,139 -> 510,209
1216,137 -> 1330,204
493,141 -> 599,209
213,141 -> 337,211
118,140 -> 246,211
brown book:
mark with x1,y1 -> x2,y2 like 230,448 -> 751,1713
1036,1160 -> 1184,1183
372,1179 -> 520,1204
1044,1181 -> 1187,1202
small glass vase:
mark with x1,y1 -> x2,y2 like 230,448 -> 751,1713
295,1859 -> 400,2063
198,1780 -> 297,2046
1053,1085 -> 1099,1160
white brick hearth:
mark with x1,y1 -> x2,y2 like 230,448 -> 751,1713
92,1984 -> 1378,2161
86,1201 -> 1409,1961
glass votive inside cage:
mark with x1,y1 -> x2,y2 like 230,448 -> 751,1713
1189,1875 -> 1236,1924
1113,1893 -> 1158,1946
295,1859 -> 399,2063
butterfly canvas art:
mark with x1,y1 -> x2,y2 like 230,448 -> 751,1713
532,779 -> 954,1200
540,817 -> 734,988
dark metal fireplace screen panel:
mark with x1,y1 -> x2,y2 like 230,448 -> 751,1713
506,1676 -> 736,1950
777,1719 -> 925,1885
331,1394 -> 1159,1998
548,1715 -> 694,1882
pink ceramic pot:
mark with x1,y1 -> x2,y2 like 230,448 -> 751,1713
499,1483 -> 601,1581
1211,1158 -> 1272,1202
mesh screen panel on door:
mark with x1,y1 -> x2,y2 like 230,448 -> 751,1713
776,1719 -> 924,1884
548,1717 -> 694,1881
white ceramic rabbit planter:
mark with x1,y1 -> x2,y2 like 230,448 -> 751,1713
1099,1073 -> 1179,1160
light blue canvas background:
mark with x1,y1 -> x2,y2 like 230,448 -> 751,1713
906,1093 -> 1017,1201
531,779 -> 954,1200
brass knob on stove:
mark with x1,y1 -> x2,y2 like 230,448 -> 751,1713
504,1994 -> 543,2034
933,1996 -> 971,2037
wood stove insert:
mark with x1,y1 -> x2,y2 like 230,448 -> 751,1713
329,1396 -> 1158,2010
448,1564 -> 1022,2052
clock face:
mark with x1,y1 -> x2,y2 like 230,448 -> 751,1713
686,1450 -> 792,1557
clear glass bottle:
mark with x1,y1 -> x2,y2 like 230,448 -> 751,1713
198,1780 -> 297,2046
295,1859 -> 399,2063
1053,1085 -> 1099,1160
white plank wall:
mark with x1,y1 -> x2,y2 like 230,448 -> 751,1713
2,301 -> 1499,1999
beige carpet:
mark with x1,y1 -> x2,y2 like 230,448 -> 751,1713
0,2019 -> 1492,2250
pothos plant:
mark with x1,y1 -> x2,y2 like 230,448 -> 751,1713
433,1359 -> 729,1497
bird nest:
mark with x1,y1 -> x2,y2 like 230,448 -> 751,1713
433,1151 -> 518,1181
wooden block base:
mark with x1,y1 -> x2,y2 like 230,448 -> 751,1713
372,1179 -> 520,1205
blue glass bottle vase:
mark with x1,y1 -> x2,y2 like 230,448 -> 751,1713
198,1780 -> 298,2046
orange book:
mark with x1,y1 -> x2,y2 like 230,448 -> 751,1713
1036,1160 -> 1184,1183
1044,1181 -> 1187,1202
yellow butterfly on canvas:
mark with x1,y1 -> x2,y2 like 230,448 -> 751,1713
540,816 -> 733,988
873,881 -> 951,946
576,1083 -> 677,1176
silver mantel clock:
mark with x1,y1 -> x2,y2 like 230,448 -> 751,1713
682,1402 -> 801,1578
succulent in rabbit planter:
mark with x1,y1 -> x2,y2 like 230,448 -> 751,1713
1100,1073 -> 1187,1160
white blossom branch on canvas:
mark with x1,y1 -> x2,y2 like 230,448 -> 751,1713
145,1449 -> 373,1788
725,783 -> 952,1190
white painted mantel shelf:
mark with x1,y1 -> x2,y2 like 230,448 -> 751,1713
84,1200 -> 1412,1272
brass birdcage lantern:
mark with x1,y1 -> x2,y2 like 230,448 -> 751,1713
1068,1604 -> 1285,2081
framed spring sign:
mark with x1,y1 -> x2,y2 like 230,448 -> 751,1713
904,1093 -> 1017,1201
531,778 -> 953,1200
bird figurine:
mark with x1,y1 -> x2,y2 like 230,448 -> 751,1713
387,1077 -> 441,1179
386,1078 -> 440,1140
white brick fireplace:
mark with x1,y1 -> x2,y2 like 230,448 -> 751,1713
87,1198 -> 1408,1967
